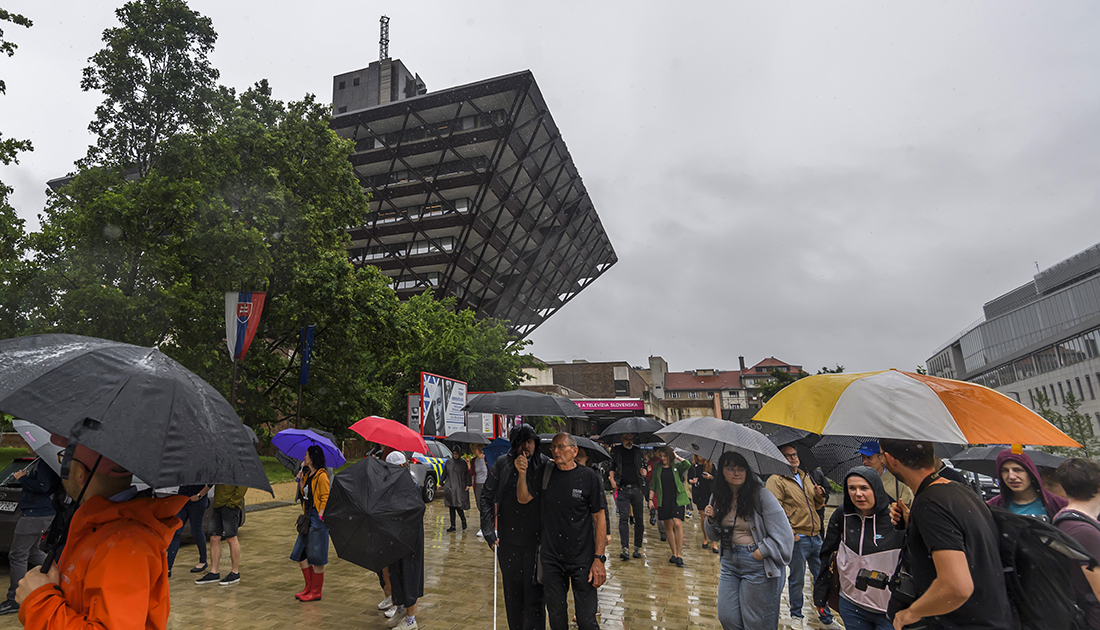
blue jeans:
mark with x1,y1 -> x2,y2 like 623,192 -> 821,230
788,534 -> 834,623
718,544 -> 783,630
839,596 -> 892,630
167,496 -> 208,570
289,509 -> 329,566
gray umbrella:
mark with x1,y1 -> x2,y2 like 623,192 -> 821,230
0,334 -> 270,492
656,416 -> 791,477
950,446 -> 1066,478
462,390 -> 587,418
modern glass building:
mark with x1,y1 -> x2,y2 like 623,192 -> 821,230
927,243 -> 1100,431
329,60 -> 617,336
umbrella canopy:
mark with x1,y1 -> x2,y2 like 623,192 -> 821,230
950,446 -> 1066,478
600,416 -> 666,442
442,432 -> 491,446
753,369 -> 1079,447
537,434 -> 610,463
0,334 -> 270,492
325,456 -> 425,573
463,390 -> 587,418
484,436 -> 511,468
272,428 -> 346,468
350,416 -> 427,454
11,419 -> 64,476
272,428 -> 336,474
656,416 -> 792,476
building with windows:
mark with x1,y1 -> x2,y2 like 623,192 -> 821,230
658,356 -> 804,421
329,58 -> 617,336
927,242 -> 1100,432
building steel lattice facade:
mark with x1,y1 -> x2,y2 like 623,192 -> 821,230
331,70 -> 617,337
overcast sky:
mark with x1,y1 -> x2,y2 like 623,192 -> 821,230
2,1 -> 1098,375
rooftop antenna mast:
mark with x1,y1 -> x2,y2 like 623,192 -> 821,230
379,15 -> 390,61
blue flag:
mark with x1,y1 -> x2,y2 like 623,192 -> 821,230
299,325 -> 315,386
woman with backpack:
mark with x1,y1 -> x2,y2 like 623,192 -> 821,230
987,449 -> 1067,522
291,445 -> 330,602
703,451 -> 793,630
816,466 -> 904,630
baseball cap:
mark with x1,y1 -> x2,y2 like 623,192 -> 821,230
856,440 -> 882,457
50,433 -> 131,478
386,451 -> 407,466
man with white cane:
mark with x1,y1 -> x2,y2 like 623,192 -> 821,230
478,425 -> 548,630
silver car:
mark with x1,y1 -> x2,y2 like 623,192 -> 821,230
408,440 -> 452,503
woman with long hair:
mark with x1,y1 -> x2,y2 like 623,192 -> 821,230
291,444 -> 331,601
469,444 -> 488,537
703,452 -> 793,630
650,446 -> 691,566
688,455 -> 717,553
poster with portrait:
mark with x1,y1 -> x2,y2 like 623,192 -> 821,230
420,372 -> 468,438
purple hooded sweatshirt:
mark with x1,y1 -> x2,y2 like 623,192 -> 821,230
986,449 -> 1068,520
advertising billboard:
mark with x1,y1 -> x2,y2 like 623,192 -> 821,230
420,372 -> 468,438
406,394 -> 421,432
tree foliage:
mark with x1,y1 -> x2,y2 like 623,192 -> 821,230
1034,391 -> 1100,459
0,7 -> 32,169
817,364 -> 845,374
758,368 -> 810,402
79,0 -> 218,176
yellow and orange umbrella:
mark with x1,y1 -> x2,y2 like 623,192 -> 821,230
753,369 -> 1079,447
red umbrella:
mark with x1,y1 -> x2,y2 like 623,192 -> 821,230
350,416 -> 427,453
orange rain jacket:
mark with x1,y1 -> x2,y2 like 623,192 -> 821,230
18,494 -> 189,630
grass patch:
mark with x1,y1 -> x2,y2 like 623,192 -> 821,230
0,447 -> 30,473
260,455 -> 362,485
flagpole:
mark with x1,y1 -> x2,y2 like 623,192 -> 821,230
230,359 -> 238,411
296,380 -> 303,429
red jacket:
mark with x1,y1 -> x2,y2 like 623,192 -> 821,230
19,494 -> 188,630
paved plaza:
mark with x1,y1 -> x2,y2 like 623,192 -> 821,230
0,496 -> 837,630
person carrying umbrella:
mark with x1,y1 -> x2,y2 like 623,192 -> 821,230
0,447 -> 61,617
608,432 -> 647,562
382,451 -> 424,630
292,445 -> 331,602
14,437 -> 190,630
477,424 -> 550,630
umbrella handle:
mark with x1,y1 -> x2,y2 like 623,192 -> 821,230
494,544 -> 498,630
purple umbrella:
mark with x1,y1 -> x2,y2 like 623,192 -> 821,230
272,428 -> 346,468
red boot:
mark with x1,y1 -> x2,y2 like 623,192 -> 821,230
299,571 -> 324,602
295,567 -> 314,600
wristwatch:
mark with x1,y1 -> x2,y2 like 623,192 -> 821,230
594,554 -> 606,563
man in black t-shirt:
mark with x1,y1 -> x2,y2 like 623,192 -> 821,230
608,433 -> 647,561
880,439 -> 1012,630
518,432 -> 607,630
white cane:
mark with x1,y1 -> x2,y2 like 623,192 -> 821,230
493,543 -> 498,630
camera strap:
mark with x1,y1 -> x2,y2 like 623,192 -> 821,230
914,471 -> 940,497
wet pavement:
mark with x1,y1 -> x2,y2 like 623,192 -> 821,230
0,496 -> 838,629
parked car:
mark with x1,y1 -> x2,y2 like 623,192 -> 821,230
409,440 -> 452,503
0,457 -> 38,554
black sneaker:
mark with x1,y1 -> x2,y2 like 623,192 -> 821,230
675,557 -> 684,567
194,572 -> 221,585
669,556 -> 676,563
0,600 -> 19,616
633,550 -> 642,558
219,572 -> 240,586
660,533 -> 667,542
446,526 -> 456,532
190,563 -> 208,573
619,549 -> 630,561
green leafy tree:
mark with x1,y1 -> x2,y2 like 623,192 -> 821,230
0,8 -> 32,170
817,364 -> 845,374
79,0 -> 219,176
0,8 -> 32,339
758,368 -> 810,402
915,365 -> 927,375
1034,391 -> 1100,459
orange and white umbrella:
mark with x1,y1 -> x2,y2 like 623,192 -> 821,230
752,369 -> 1079,447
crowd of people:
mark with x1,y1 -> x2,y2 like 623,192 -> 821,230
5,422 -> 1100,630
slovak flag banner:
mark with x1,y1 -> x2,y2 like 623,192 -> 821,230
224,292 -> 266,362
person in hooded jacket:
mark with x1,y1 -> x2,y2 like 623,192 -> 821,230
477,425 -> 550,630
986,448 -> 1067,522
442,447 -> 471,532
16,436 -> 189,630
817,466 -> 904,630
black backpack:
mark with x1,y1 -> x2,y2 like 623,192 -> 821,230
990,506 -> 1098,630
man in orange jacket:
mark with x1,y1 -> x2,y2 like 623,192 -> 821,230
15,438 -> 188,630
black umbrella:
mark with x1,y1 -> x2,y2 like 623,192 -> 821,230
326,456 -> 425,573
950,446 -> 1066,478
767,427 -> 822,472
0,334 -> 270,492
443,431 -> 492,445
537,434 -> 610,463
462,390 -> 587,418
600,416 -> 665,442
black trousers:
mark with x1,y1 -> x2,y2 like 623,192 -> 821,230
615,486 -> 645,550
542,557 -> 599,630
449,507 -> 466,528
498,543 -> 544,630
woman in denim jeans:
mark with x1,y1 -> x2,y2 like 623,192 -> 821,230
704,452 -> 794,630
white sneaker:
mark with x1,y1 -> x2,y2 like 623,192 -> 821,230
476,529 -> 483,537
788,618 -> 804,629
386,610 -> 408,627
384,605 -> 402,619
403,618 -> 418,630
818,621 -> 841,630
378,596 -> 392,610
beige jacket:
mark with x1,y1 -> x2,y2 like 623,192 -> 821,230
879,467 -> 914,508
765,469 -> 827,536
